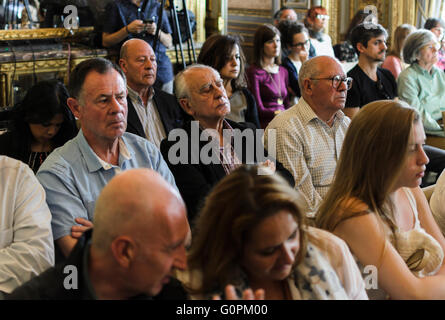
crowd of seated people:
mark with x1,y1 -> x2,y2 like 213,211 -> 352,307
3,2 -> 445,301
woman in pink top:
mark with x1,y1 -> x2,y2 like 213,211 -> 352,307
247,24 -> 291,128
382,24 -> 416,80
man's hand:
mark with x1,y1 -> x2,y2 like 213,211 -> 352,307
126,19 -> 145,34
144,22 -> 157,36
71,218 -> 94,239
213,285 -> 265,300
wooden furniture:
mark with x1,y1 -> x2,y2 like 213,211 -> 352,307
0,27 -> 109,108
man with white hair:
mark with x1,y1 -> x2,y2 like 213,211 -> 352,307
161,64 -> 293,221
265,56 -> 351,219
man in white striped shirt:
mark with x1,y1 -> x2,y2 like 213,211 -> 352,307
265,56 -> 352,218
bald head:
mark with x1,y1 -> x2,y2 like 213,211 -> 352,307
119,39 -> 157,90
298,56 -> 342,92
92,168 -> 186,251
120,38 -> 152,60
298,55 -> 347,118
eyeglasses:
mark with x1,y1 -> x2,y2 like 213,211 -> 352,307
291,39 -> 310,48
316,14 -> 329,20
310,75 -> 353,90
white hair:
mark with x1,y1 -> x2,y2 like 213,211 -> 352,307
174,64 -> 219,102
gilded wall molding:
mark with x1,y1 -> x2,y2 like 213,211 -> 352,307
0,27 -> 94,41
228,8 -> 272,18
0,59 -> 68,72
348,0 -> 417,46
324,0 -> 339,45
185,0 -> 206,43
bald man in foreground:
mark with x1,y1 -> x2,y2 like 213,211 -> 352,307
5,169 -> 190,300
4,169 -> 263,300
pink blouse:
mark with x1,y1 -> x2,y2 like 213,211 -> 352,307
381,55 -> 403,80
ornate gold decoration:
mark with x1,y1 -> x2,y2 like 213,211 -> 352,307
324,0 -> 339,45
184,0 -> 206,43
0,27 -> 94,41
347,0 -> 417,49
228,8 -> 271,18
0,53 -> 107,107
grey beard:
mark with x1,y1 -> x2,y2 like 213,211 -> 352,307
308,29 -> 324,42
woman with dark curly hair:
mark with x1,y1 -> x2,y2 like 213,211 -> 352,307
0,80 -> 78,173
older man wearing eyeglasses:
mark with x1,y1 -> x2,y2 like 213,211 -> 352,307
265,56 -> 351,219
304,6 -> 335,57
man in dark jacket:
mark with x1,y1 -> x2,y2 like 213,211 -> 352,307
161,65 -> 294,223
120,38 -> 183,148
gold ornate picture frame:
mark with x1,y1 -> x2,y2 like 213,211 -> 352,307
283,0 -> 310,9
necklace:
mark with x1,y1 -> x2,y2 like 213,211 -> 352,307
267,71 -> 283,105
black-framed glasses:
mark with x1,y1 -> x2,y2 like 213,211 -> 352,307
310,75 -> 353,90
291,39 -> 310,48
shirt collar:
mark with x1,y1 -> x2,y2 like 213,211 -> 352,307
298,98 -> 345,126
412,62 -> 439,77
76,130 -> 132,172
200,119 -> 233,139
127,85 -> 154,106
95,138 -> 132,171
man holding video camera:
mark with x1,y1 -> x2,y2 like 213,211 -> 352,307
102,0 -> 174,93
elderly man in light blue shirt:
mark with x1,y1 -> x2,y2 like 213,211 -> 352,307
37,58 -> 176,258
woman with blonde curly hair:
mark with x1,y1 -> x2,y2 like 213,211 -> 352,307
182,165 -> 367,300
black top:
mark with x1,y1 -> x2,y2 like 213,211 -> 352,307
238,87 -> 261,129
27,151 -> 50,173
0,131 -> 50,173
160,119 -> 294,223
281,56 -> 301,98
345,65 -> 397,109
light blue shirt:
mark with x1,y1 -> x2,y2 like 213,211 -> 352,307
37,130 -> 176,240
398,63 -> 445,135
